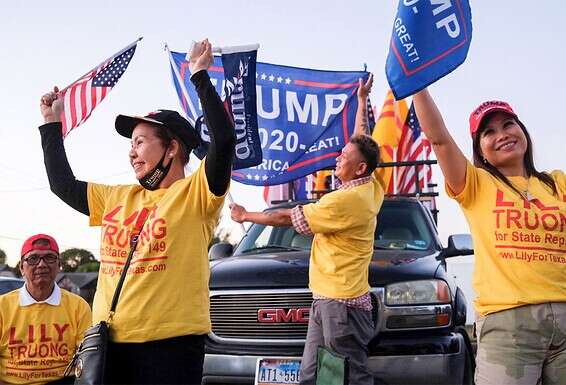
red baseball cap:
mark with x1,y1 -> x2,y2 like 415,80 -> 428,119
21,234 -> 59,257
469,100 -> 517,137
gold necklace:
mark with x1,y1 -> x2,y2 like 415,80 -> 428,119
521,177 -> 535,201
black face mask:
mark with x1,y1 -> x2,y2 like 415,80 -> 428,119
139,150 -> 172,191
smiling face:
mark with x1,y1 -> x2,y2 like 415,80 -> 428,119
20,249 -> 60,291
335,142 -> 367,182
477,112 -> 528,171
130,123 -> 170,180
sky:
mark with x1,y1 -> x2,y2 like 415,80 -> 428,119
0,0 -> 564,267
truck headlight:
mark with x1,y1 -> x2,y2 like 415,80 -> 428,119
385,280 -> 450,305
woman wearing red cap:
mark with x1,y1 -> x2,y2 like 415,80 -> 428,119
413,89 -> 566,385
37,40 -> 235,384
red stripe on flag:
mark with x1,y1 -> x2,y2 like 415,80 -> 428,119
293,80 -> 358,89
68,85 -> 78,130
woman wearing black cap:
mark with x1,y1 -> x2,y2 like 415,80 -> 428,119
38,39 -> 235,384
413,89 -> 565,385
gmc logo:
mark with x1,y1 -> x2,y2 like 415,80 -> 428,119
257,308 -> 310,323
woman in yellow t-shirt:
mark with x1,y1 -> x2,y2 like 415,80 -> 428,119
37,40 -> 235,385
414,90 -> 565,385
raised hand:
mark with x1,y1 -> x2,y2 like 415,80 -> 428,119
188,39 -> 214,75
357,73 -> 374,101
40,86 -> 63,124
229,203 -> 247,223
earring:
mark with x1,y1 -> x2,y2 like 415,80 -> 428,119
482,158 -> 488,164
169,153 -> 173,158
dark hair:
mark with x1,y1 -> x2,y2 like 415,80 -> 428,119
151,125 -> 191,166
473,113 -> 557,198
350,134 -> 380,176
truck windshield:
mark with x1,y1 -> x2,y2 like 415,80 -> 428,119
235,200 -> 434,255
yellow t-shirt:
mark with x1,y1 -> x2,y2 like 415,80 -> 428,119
87,160 -> 226,342
303,172 -> 384,299
0,289 -> 91,385
447,161 -> 566,316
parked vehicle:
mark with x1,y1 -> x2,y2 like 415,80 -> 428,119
203,197 -> 475,385
0,276 -> 24,295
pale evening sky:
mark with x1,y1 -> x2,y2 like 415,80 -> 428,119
0,0 -> 564,266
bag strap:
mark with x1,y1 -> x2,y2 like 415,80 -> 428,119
107,207 -> 151,322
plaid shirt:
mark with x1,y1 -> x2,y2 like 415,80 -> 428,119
313,292 -> 373,311
290,175 -> 374,311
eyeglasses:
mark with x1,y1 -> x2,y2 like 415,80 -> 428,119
22,254 -> 59,266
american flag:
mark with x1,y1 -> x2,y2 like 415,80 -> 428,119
366,96 -> 376,134
60,39 -> 140,137
395,103 -> 432,193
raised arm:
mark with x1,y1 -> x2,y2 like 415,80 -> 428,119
353,73 -> 373,137
39,87 -> 89,215
412,89 -> 467,195
189,39 -> 236,196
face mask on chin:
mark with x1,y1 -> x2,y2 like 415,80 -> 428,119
139,150 -> 172,190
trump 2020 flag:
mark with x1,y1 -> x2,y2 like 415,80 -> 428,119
167,44 -> 262,170
386,0 -> 472,99
60,38 -> 141,137
167,48 -> 369,185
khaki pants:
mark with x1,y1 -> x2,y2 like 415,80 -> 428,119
299,299 -> 375,385
475,303 -> 566,385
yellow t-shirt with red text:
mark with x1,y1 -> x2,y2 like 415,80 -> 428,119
87,160 -> 226,342
0,290 -> 91,385
447,162 -> 566,316
303,173 -> 384,299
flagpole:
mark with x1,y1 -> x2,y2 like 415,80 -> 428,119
59,37 -> 142,94
393,148 -> 398,195
224,192 -> 247,234
164,43 -> 199,124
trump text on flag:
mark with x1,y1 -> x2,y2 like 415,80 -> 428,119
169,52 -> 367,186
386,0 -> 472,99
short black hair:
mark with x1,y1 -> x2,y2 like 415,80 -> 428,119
350,134 -> 380,175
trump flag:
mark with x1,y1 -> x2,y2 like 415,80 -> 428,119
386,0 -> 473,99
168,49 -> 369,186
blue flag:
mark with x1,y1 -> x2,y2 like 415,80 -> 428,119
386,0 -> 473,99
168,46 -> 262,170
168,50 -> 369,186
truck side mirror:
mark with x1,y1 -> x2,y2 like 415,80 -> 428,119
209,242 -> 234,261
442,234 -> 474,258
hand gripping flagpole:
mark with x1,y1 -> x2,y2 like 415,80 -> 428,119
59,37 -> 143,94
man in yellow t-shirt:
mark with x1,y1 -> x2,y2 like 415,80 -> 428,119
0,234 -> 92,385
230,132 -> 384,385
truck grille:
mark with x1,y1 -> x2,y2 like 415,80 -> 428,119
210,289 -> 313,341
209,289 -> 380,344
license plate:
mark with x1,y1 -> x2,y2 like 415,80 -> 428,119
254,357 -> 301,385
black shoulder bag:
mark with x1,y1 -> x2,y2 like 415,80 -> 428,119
64,207 -> 150,385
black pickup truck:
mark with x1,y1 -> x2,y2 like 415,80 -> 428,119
203,197 -> 475,385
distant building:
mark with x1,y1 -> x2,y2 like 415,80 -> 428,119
57,272 -> 98,305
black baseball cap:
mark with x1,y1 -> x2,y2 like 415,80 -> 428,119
115,109 -> 201,149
